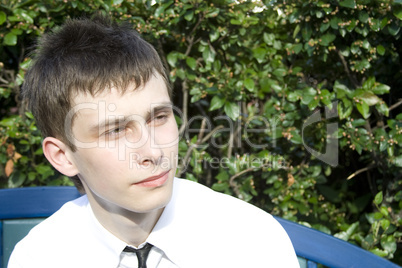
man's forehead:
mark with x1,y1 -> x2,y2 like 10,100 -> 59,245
71,73 -> 168,105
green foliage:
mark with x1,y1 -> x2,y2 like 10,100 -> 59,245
0,0 -> 401,264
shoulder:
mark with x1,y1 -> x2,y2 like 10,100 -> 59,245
8,195 -> 90,267
24,195 -> 88,234
168,178 -> 299,267
173,178 -> 273,220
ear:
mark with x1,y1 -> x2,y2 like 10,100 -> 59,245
42,137 -> 79,177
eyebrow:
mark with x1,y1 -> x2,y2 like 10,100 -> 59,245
145,101 -> 174,121
89,101 -> 174,134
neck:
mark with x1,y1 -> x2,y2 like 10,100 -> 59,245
86,190 -> 164,247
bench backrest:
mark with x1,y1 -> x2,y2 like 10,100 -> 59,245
0,187 -> 400,268
0,187 -> 81,267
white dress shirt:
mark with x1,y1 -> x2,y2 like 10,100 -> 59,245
8,178 -> 299,267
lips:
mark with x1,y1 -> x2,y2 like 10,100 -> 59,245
134,170 -> 171,187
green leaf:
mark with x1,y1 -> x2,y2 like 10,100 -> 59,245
230,19 -> 241,25
370,248 -> 388,257
19,11 -> 33,24
308,98 -> 319,110
293,24 -> 300,38
273,68 -> 287,77
377,45 -> 385,56
4,33 -> 17,46
319,33 -> 336,46
330,17 -> 341,29
359,92 -> 381,106
320,23 -> 330,33
388,22 -> 400,36
291,44 -> 303,54
224,102 -> 240,120
394,155 -> 402,167
184,10 -> 194,21
25,112 -> 34,119
209,96 -> 225,111
301,87 -> 317,105
244,78 -> 255,92
393,5 -> 402,20
372,84 -> 390,95
202,46 -> 216,63
356,102 -> 370,119
206,8 -> 220,18
387,146 -> 394,157
335,222 -> 359,241
374,191 -> 383,205
8,171 -> 26,188
155,5 -> 166,18
167,52 -> 178,67
252,47 -> 267,62
334,81 -> 351,98
186,57 -> 197,70
380,206 -> 389,217
376,102 -> 389,116
287,91 -> 300,102
339,0 -> 356,9
263,33 -> 275,45
380,219 -> 390,231
381,236 -> 397,254
359,11 -> 369,23
302,24 -> 312,40
209,30 -> 219,42
338,99 -> 353,119
0,11 -> 6,25
370,18 -> 381,31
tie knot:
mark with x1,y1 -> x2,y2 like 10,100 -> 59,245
123,243 -> 153,268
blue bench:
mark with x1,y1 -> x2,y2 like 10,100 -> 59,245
0,187 -> 400,268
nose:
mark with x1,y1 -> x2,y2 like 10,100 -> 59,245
135,125 -> 164,167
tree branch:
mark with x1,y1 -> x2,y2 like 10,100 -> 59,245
177,124 -> 224,177
336,49 -> 360,88
229,163 -> 272,199
389,98 -> 402,112
346,163 -> 376,180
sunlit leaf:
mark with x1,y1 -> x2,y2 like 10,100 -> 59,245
0,11 -> 6,25
4,33 -> 17,46
224,102 -> 240,120
209,96 -> 225,111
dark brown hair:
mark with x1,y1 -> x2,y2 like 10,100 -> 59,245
21,14 -> 171,192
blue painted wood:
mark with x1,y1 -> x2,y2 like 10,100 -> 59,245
275,217 -> 401,268
307,260 -> 318,268
0,186 -> 80,219
0,221 -> 3,268
298,256 -> 307,268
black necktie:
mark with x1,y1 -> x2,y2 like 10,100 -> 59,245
123,243 -> 153,268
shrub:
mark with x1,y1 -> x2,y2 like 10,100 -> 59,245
0,0 -> 401,263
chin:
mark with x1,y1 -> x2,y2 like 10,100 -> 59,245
131,181 -> 174,214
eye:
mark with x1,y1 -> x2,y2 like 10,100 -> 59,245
155,114 -> 168,121
104,126 -> 125,136
150,112 -> 170,126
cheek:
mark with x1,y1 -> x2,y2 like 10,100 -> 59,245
76,149 -> 121,178
157,122 -> 179,148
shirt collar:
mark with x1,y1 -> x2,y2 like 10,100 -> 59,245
146,178 -> 187,265
85,178 -> 185,266
86,201 -> 127,266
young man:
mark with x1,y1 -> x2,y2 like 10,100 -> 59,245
8,15 -> 299,268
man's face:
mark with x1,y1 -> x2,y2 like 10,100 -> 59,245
67,73 -> 178,214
